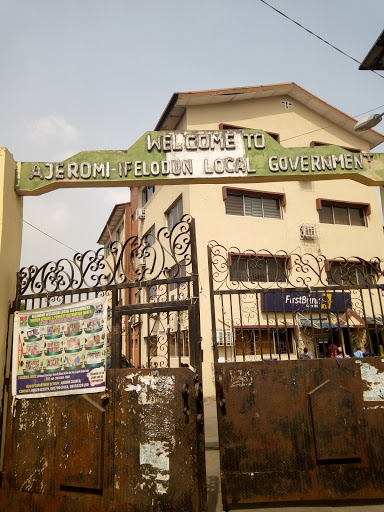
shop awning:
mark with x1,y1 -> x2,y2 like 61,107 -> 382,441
300,318 -> 360,329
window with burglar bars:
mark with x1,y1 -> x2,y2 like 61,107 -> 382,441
327,261 -> 376,285
234,328 -> 294,356
230,255 -> 287,283
319,202 -> 367,226
225,192 -> 281,219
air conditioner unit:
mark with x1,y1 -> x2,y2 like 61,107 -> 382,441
135,208 -> 145,220
136,256 -> 146,268
300,224 -> 319,240
216,330 -> 234,346
132,314 -> 140,324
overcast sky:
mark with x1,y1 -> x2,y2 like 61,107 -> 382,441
1,0 -> 383,269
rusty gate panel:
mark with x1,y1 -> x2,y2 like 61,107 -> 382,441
113,367 -> 206,512
0,368 -> 206,512
0,387 -> 112,512
59,395 -> 106,491
215,358 -> 384,506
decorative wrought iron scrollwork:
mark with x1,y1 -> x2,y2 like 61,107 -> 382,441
208,240 -> 384,290
18,215 -> 194,297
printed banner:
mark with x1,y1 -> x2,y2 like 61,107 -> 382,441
261,291 -> 352,313
12,297 -> 107,398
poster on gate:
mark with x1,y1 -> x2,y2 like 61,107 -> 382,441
12,297 -> 108,398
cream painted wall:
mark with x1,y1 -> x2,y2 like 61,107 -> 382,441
141,95 -> 384,397
0,148 -> 23,461
175,111 -> 188,131
185,96 -> 372,151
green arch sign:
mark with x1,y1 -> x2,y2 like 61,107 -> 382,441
16,130 -> 384,196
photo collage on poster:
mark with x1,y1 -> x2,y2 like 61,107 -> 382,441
13,297 -> 108,398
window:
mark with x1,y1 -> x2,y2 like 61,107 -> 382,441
224,188 -> 284,219
143,224 -> 156,247
170,331 -> 189,357
317,199 -> 369,227
234,328 -> 294,356
166,196 -> 183,229
142,186 -> 155,204
230,255 -> 287,283
167,263 -> 187,292
326,260 -> 376,286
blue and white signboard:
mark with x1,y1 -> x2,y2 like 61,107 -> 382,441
261,291 -> 352,313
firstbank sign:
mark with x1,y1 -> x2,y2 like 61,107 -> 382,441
16,130 -> 384,195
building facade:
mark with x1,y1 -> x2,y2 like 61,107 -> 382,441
100,83 -> 384,397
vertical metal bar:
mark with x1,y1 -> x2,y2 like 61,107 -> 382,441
264,292 -> 273,359
272,291 -> 281,360
331,288 -> 343,356
367,283 -> 379,355
127,315 -> 132,366
220,293 -> 228,362
281,289 -> 290,359
167,312 -> 171,368
207,245 -> 218,364
323,288 -> 335,356
166,280 -> 171,368
315,289 -> 328,357
376,286 -> 384,353
147,313 -> 151,368
307,289 -> 317,357
360,288 -> 372,356
289,291 -> 299,358
111,288 -> 121,369
257,292 -> 264,360
177,310 -> 182,368
238,294 -> 246,362
138,313 -> 142,367
189,218 -> 202,372
342,289 -> 352,355
229,293 -> 236,362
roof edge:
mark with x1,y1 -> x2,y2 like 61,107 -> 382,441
154,82 -> 384,148
97,202 -> 130,245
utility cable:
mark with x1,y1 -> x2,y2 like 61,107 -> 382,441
281,103 -> 384,143
259,0 -> 384,80
23,219 -> 79,253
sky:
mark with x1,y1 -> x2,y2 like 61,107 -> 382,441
1,0 -> 383,269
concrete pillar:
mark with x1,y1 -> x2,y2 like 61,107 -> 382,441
0,148 -> 23,457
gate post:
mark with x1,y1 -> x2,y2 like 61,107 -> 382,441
188,219 -> 202,373
0,148 -> 23,470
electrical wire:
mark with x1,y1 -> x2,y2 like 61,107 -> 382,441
281,103 -> 384,143
259,0 -> 384,80
23,219 -> 79,253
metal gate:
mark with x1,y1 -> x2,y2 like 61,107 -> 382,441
208,241 -> 384,508
0,215 -> 206,512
